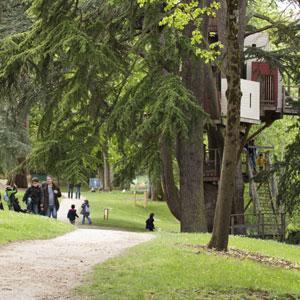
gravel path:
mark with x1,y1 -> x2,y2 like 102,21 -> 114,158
0,195 -> 154,300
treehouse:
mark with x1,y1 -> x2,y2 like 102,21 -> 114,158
204,31 -> 300,182
203,28 -> 299,240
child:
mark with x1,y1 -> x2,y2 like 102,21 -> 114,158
145,213 -> 155,231
257,153 -> 267,171
5,184 -> 18,211
81,200 -> 92,225
67,204 -> 79,224
0,193 -> 4,210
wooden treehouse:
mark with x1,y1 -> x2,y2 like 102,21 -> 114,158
203,29 -> 299,240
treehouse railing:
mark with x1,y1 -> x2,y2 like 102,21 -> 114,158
230,212 -> 286,241
204,148 -> 221,181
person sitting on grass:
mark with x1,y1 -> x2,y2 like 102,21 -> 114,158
67,204 -> 79,224
81,200 -> 92,225
5,184 -> 18,211
145,213 -> 155,231
12,198 -> 27,213
0,193 -> 4,210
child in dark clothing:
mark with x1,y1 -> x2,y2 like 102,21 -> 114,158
145,213 -> 155,231
67,204 -> 79,224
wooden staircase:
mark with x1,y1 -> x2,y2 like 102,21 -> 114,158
248,160 -> 285,240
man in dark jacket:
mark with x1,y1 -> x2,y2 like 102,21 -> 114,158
23,178 -> 42,214
41,176 -> 61,218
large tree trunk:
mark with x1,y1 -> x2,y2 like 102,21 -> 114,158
173,11 -> 211,232
177,119 -> 207,232
208,0 -> 242,251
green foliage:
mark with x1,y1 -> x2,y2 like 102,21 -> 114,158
278,119 -> 300,215
138,0 -> 222,63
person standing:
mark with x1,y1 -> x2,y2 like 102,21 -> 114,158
23,178 -> 42,214
75,183 -> 81,199
67,204 -> 79,224
41,176 -> 61,218
81,200 -> 92,224
68,182 -> 74,199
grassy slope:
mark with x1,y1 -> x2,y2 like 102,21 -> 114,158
76,191 -> 300,299
0,211 -> 73,245
0,189 -> 73,245
83,191 -> 179,232
78,233 -> 300,300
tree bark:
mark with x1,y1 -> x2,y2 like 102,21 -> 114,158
150,176 -> 164,201
103,143 -> 112,191
232,159 -> 246,234
208,0 -> 242,251
159,135 -> 181,221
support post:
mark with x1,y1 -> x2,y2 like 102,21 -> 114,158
144,191 -> 148,208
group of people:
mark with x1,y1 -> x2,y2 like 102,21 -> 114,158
0,176 -> 61,217
67,200 -> 92,225
244,140 -> 270,173
0,176 -> 156,230
0,176 -> 92,225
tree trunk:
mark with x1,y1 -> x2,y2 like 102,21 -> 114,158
177,119 -> 207,232
150,177 -> 164,201
176,18 -> 208,232
204,182 -> 218,232
159,135 -> 181,220
208,0 -> 242,251
103,144 -> 111,191
232,159 -> 246,234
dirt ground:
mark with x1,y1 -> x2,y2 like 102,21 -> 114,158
0,195 -> 154,300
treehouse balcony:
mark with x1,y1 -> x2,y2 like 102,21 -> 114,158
204,148 -> 221,182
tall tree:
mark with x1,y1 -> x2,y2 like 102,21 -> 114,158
208,0 -> 243,250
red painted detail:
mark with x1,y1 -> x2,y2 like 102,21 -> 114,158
251,62 -> 279,107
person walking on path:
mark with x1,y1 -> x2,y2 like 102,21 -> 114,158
41,176 -> 61,218
68,182 -> 74,199
23,178 -> 42,214
81,200 -> 92,224
67,204 -> 79,224
75,183 -> 81,199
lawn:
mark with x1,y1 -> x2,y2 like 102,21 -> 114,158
0,189 -> 73,245
77,233 -> 300,300
76,191 -> 300,299
82,191 -> 180,232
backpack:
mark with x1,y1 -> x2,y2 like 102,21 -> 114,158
4,192 -> 9,202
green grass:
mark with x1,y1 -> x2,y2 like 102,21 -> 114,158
74,192 -> 300,299
77,233 -> 300,300
0,210 -> 73,245
0,189 -> 73,245
82,191 -> 180,232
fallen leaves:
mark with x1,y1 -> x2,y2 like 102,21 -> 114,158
181,244 -> 300,271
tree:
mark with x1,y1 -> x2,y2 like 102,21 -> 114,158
208,0 -> 243,250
